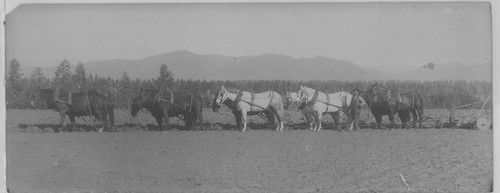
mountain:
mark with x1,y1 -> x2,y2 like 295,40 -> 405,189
20,50 -> 492,81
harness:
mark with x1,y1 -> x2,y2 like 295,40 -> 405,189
372,87 -> 403,112
155,92 -> 200,119
309,90 -> 319,105
53,90 -> 100,124
306,89 -> 347,112
233,91 -> 244,111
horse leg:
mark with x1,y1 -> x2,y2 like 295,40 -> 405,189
264,110 -> 276,129
162,108 -> 170,132
234,112 -> 243,131
388,112 -> 397,129
185,116 -> 193,131
270,108 -> 284,131
408,110 -> 417,129
101,110 -> 110,132
399,111 -> 408,129
94,110 -> 104,132
418,109 -> 424,129
332,112 -> 341,130
59,111 -> 67,132
69,115 -> 77,132
310,109 -> 318,130
316,111 -> 323,131
374,114 -> 383,129
154,115 -> 163,131
278,109 -> 285,131
241,110 -> 248,132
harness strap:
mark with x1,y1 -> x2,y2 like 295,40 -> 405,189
189,93 -> 193,112
87,91 -> 92,116
325,92 -> 330,112
309,90 -> 319,105
233,91 -> 244,110
250,92 -> 255,111
68,92 -> 72,105
267,91 -> 274,109
413,92 -> 415,109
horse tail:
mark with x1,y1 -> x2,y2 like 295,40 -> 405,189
108,103 -> 115,126
196,94 -> 203,125
416,91 -> 424,115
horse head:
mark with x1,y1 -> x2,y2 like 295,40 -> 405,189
285,91 -> 302,110
212,91 -> 221,112
131,88 -> 147,117
298,84 -> 313,104
215,86 -> 229,107
284,91 -> 292,109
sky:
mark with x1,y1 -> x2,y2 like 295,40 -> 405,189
5,2 -> 492,74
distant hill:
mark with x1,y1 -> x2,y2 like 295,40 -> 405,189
21,50 -> 492,81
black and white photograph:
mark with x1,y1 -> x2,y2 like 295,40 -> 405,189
3,1 -> 496,192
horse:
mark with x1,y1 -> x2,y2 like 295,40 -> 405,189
212,86 -> 284,132
37,88 -> 115,132
131,88 -> 203,131
298,85 -> 354,131
285,91 -> 318,126
400,91 -> 424,128
362,84 -> 415,129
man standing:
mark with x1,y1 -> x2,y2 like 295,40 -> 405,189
347,89 -> 365,131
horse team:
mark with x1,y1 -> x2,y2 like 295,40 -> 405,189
35,83 -> 424,132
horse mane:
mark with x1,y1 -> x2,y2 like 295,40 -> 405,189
224,87 -> 240,93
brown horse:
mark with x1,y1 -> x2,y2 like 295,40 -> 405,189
362,84 -> 413,129
131,88 -> 203,131
400,91 -> 424,128
37,88 -> 115,132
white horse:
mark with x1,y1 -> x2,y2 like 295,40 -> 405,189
284,91 -> 302,109
298,85 -> 359,131
285,91 -> 319,125
214,86 -> 285,132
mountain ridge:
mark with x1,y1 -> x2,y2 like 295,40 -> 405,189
20,50 -> 492,81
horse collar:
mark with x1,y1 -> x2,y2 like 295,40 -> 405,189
232,90 -> 244,110
309,90 -> 319,105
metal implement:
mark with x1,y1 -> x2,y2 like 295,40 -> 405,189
439,95 -> 491,130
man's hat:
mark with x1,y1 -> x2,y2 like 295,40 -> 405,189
352,88 -> 361,93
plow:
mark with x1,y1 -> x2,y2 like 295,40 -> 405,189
430,95 -> 492,130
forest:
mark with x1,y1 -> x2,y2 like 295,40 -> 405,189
5,59 -> 492,109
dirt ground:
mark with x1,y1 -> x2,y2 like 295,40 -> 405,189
6,109 -> 493,193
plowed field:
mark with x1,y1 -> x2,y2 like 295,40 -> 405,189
6,109 -> 493,193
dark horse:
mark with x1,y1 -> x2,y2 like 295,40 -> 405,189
37,88 -> 115,132
362,84 -> 423,129
400,91 -> 424,128
131,88 -> 203,131
212,91 -> 276,130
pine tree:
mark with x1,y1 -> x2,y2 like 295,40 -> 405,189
7,59 -> 23,92
119,72 -> 132,108
6,59 -> 24,108
53,59 -> 72,90
73,62 -> 87,90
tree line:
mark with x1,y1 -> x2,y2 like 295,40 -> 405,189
6,59 -> 492,109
